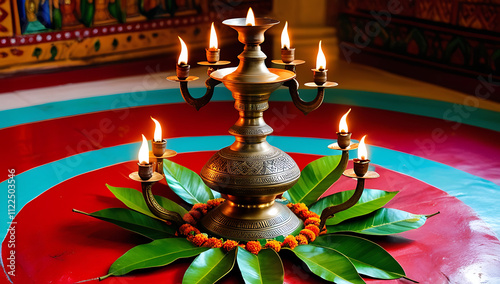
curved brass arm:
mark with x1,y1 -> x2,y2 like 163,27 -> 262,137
141,182 -> 184,227
319,176 -> 365,230
180,78 -> 221,111
284,79 -> 325,115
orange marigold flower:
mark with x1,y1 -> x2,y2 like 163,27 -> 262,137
246,241 -> 262,255
188,210 -> 203,220
295,234 -> 308,245
183,213 -> 196,225
304,217 -> 321,227
286,203 -> 294,209
304,211 -> 320,219
300,229 -> 316,242
264,240 -> 281,252
202,238 -> 223,248
305,225 -> 320,236
290,203 -> 308,214
282,235 -> 298,249
179,224 -> 200,236
298,209 -> 310,220
238,244 -> 246,249
319,226 -> 328,235
179,224 -> 191,234
207,198 -> 225,210
192,234 -> 208,246
222,240 -> 239,251
192,203 -> 208,215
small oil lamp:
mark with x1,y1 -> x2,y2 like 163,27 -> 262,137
246,7 -> 255,26
353,135 -> 370,177
138,134 -> 153,180
281,21 -> 295,63
336,108 -> 352,149
206,22 -> 220,63
151,117 -> 166,157
176,36 -> 190,80
312,40 -> 327,85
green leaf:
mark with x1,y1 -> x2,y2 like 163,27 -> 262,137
327,208 -> 428,235
32,47 -> 42,59
310,189 -> 398,225
182,248 -> 236,284
73,208 -> 175,239
101,238 -> 209,279
289,245 -> 365,284
237,248 -> 284,284
94,40 -> 101,52
49,46 -> 57,61
107,184 -> 188,220
312,235 -> 407,280
284,154 -> 344,206
163,160 -> 214,205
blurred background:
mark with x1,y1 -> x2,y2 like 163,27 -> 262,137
0,0 -> 498,101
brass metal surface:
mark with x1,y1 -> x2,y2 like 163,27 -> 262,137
198,18 -> 303,240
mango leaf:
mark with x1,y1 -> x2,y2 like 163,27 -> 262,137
100,238 -> 209,279
237,248 -> 284,284
312,235 -> 410,280
73,208 -> 175,239
289,245 -> 365,284
327,208 -> 432,235
107,184 -> 187,220
284,154 -> 344,206
310,189 -> 398,225
182,248 -> 236,284
163,160 -> 214,205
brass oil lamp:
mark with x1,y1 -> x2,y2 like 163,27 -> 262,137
166,9 -> 339,240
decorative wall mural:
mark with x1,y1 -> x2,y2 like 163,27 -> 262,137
0,0 -> 272,75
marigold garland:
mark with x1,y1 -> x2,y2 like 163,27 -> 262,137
177,200 -> 326,255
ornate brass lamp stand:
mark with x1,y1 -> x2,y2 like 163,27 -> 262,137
167,16 -> 341,240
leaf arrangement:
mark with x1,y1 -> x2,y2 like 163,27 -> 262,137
75,157 -> 437,283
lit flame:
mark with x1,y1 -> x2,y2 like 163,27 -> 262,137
358,135 -> 368,160
281,21 -> 290,49
177,36 -> 188,65
316,40 -> 326,70
246,7 -> 255,26
339,108 -> 351,133
151,117 -> 162,142
209,22 -> 218,49
138,134 -> 150,164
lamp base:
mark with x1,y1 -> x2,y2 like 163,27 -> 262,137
200,201 -> 302,241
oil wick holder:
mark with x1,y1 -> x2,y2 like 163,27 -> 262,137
151,140 -> 166,174
319,166 -> 379,229
336,132 -> 352,149
129,171 -> 184,227
149,147 -> 177,176
138,163 -> 153,180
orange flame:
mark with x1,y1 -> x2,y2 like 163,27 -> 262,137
246,7 -> 255,26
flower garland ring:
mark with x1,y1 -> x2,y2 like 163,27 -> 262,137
177,198 -> 327,255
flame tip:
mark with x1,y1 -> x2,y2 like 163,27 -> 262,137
358,135 -> 368,160
281,21 -> 290,49
246,7 -> 255,26
209,22 -> 218,49
178,36 -> 188,65
316,40 -> 326,70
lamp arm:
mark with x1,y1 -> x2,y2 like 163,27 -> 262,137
284,78 -> 325,115
141,182 -> 184,227
319,177 -> 365,230
180,77 -> 221,111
